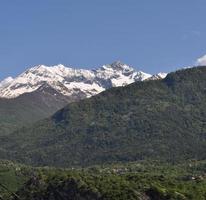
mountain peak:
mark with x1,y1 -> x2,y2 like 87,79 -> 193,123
111,60 -> 125,66
0,62 -> 165,99
110,61 -> 132,71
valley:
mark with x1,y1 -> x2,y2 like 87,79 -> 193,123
1,1 -> 205,199
1,160 -> 206,200
1,65 -> 206,199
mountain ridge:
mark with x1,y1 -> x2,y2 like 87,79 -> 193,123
0,65 -> 205,167
0,61 -> 166,136
0,61 -> 165,99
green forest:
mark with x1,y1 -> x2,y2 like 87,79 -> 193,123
1,67 -> 206,167
1,160 -> 206,200
1,67 -> 206,199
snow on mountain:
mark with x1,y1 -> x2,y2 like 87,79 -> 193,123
0,77 -> 14,89
0,61 -> 164,99
95,61 -> 151,87
149,72 -> 167,80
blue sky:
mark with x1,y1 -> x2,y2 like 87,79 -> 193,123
0,0 -> 206,79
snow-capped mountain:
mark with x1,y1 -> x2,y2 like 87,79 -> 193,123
0,77 -> 13,89
148,72 -> 167,80
0,61 -> 165,99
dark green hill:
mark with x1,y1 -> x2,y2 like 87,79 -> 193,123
0,84 -> 72,135
1,66 -> 206,167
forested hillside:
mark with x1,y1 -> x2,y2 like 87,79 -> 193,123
0,85 -> 70,135
1,66 -> 206,167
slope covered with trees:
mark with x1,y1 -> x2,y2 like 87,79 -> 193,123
1,66 -> 206,167
0,85 -> 71,135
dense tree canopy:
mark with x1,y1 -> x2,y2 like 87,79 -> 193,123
1,66 -> 206,167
